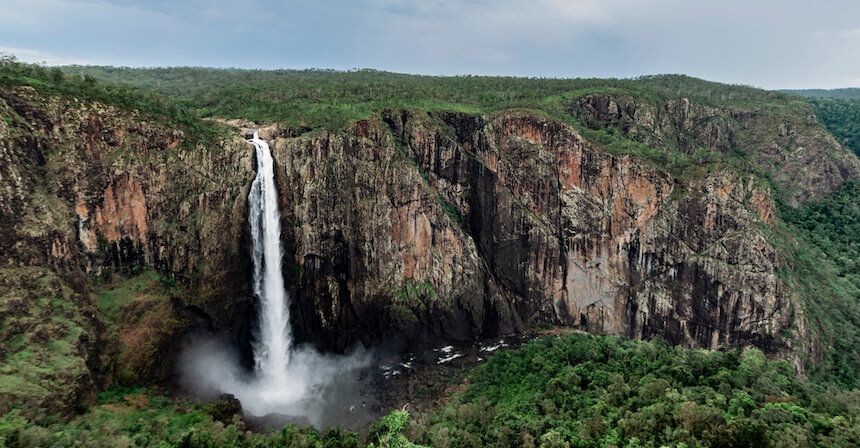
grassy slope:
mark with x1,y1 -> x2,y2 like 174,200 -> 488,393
0,57 -> 220,145
0,268 -> 97,421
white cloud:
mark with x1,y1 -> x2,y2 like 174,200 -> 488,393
0,0 -> 859,87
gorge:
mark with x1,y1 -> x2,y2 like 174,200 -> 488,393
1,62 -> 859,446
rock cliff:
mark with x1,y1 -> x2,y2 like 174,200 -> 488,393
2,84 -> 857,419
0,86 -> 254,418
275,109 -> 803,356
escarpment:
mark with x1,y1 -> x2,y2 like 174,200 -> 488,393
0,86 -> 255,418
572,93 -> 860,204
2,82 -> 857,419
253,107 -> 816,357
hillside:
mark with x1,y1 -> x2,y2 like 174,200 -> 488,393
784,88 -> 860,100
63,66 -> 800,128
1,59 -> 859,446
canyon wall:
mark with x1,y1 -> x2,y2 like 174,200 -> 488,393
273,109 -> 815,357
0,86 -> 254,417
2,85 -> 858,418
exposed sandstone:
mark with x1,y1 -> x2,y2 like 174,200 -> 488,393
0,86 -> 254,417
571,93 -> 860,205
1,85 -> 852,419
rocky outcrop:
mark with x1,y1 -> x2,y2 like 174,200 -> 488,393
270,120 -> 487,351
264,108 -> 808,357
571,93 -> 860,205
383,110 -> 794,351
0,86 -> 254,418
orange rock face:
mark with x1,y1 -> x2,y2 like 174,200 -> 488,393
92,176 -> 149,245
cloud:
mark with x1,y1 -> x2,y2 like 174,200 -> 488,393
0,0 -> 858,87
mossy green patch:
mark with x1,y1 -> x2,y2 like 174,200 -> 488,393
0,268 -> 96,421
91,270 -> 186,384
92,270 -> 175,323
393,280 -> 439,304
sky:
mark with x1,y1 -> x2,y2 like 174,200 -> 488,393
1,0 -> 859,89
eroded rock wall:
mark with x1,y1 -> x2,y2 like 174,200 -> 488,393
572,93 -> 860,205
2,84 -> 851,418
276,109 -> 808,356
0,86 -> 254,417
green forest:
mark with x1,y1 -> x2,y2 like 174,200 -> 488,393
3,335 -> 858,447
60,65 -> 802,131
410,335 -> 860,448
806,98 -> 860,157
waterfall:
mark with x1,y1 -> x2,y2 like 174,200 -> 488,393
179,131 -> 372,428
248,131 -> 292,380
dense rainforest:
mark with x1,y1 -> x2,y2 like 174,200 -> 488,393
1,57 -> 859,447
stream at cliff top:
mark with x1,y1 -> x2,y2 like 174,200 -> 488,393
178,132 -> 374,429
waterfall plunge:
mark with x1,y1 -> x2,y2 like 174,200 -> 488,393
248,131 -> 291,381
179,131 -> 372,428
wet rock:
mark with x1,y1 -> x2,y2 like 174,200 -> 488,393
208,394 -> 243,424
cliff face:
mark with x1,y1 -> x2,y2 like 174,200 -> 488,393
0,86 -> 254,418
274,110 -> 800,356
572,94 -> 860,205
2,85 -> 855,418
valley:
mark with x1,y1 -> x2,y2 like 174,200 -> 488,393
1,58 -> 859,447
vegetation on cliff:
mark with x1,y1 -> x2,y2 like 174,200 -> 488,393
0,55 -> 217,143
805,98 -> 860,157
782,88 -> 860,157
780,181 -> 860,388
0,59 -> 858,446
62,65 -> 851,199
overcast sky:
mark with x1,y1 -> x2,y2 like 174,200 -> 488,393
1,0 -> 859,89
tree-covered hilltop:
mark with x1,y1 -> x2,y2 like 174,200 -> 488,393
784,88 -> 860,100
62,65 -> 803,131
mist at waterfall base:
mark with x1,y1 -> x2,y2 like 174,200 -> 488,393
179,133 -> 374,429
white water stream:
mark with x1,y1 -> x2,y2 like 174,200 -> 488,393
180,131 -> 371,428
248,131 -> 292,382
